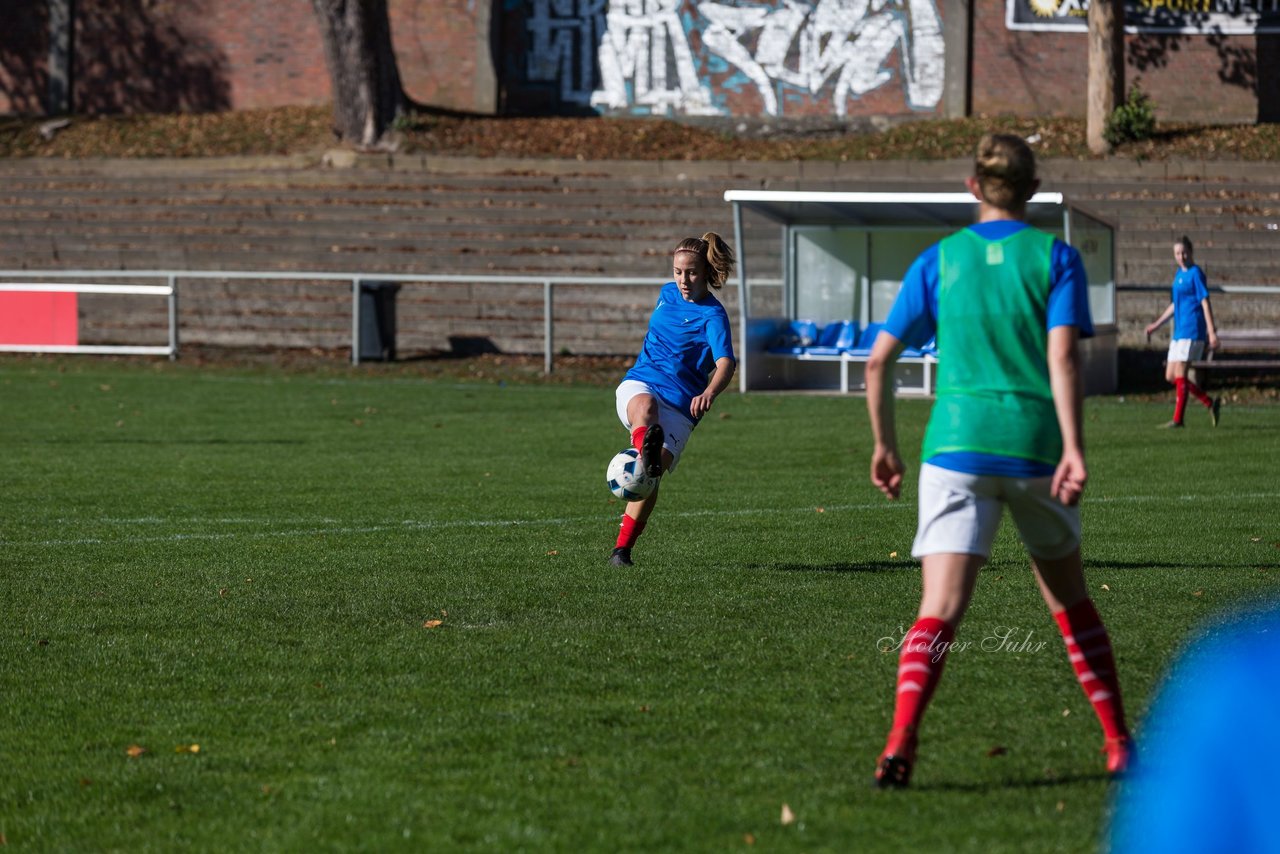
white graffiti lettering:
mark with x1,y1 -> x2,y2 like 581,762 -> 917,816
703,0 -> 944,115
589,0 -> 720,114
524,0 -> 946,116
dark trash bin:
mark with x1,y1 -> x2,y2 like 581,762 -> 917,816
359,281 -> 401,361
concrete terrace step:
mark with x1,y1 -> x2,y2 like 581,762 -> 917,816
2,154 -> 1278,356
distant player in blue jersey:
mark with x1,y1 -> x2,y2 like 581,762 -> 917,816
1144,236 -> 1221,428
864,134 -> 1132,787
610,232 -> 737,567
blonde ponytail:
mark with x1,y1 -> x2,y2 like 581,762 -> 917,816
673,232 -> 736,289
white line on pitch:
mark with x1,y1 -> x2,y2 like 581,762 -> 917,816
10,491 -> 1279,548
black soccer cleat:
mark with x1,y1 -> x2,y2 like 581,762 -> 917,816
874,754 -> 914,789
610,547 -> 633,567
874,727 -> 917,789
640,423 -> 665,479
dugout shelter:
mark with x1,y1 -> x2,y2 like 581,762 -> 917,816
726,190 -> 1118,397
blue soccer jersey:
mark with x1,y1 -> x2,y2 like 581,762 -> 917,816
624,282 -> 735,422
1110,607 -> 1280,853
1171,264 -> 1209,340
883,220 -> 1093,477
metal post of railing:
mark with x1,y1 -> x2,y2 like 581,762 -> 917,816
544,279 -> 554,375
351,278 -> 361,365
732,201 -> 748,394
167,274 -> 179,360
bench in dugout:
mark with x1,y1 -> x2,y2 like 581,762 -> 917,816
768,320 -> 938,395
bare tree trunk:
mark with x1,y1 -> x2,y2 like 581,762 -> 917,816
1086,0 -> 1125,155
311,0 -> 404,148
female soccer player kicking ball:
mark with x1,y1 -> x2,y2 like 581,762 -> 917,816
864,133 -> 1133,787
609,233 -> 737,567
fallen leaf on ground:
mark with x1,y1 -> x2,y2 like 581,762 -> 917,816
1101,584 -> 1111,591
174,744 -> 200,754
889,551 -> 898,558
986,745 -> 1008,757
125,744 -> 147,758
780,803 -> 796,825
423,619 -> 444,629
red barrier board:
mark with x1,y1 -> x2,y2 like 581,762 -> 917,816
0,292 -> 79,345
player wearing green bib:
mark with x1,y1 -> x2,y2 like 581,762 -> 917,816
925,226 -> 1062,466
864,134 -> 1133,788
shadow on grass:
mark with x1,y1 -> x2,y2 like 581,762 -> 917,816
904,770 -> 1112,793
33,437 -> 307,445
1084,559 -> 1277,570
764,561 -> 912,573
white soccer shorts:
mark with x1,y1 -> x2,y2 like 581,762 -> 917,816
912,463 -> 1082,561
1167,338 -> 1205,363
615,380 -> 695,473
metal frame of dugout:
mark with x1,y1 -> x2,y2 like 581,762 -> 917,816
726,190 -> 1119,397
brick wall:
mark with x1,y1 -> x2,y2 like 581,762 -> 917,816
0,2 -> 50,114
971,0 -> 1268,123
392,0 -> 495,113
0,0 -> 1270,122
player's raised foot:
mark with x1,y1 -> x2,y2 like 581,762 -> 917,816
1211,397 -> 1221,427
874,727 -> 917,789
1157,420 -> 1184,429
875,754 -> 914,789
1103,735 -> 1135,777
640,423 -> 665,479
609,547 -> 633,567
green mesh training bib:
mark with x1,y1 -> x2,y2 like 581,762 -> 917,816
922,226 -> 1061,465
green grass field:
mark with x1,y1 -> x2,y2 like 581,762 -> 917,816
3,357 -> 1277,852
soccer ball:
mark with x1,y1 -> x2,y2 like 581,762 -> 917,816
606,448 -> 657,501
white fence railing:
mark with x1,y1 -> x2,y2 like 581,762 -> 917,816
0,270 -> 783,372
0,280 -> 177,357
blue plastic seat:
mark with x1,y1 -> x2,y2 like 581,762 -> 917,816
901,336 -> 938,359
805,320 -> 857,356
843,322 -> 884,357
769,319 -> 819,355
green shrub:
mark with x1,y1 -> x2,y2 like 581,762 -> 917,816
1104,86 -> 1157,146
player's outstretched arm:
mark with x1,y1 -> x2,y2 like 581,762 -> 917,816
1048,325 -> 1087,506
866,331 -> 907,500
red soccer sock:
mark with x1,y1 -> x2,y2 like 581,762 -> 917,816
616,514 -> 646,549
889,617 -> 956,738
1185,378 -> 1212,407
1053,599 -> 1129,740
1173,378 -> 1189,424
631,426 -> 647,453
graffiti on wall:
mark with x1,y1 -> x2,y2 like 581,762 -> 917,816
524,0 -> 945,116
